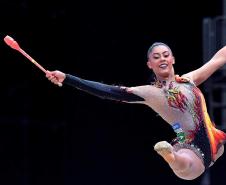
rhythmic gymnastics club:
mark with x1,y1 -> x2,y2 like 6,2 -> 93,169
4,35 -> 47,74
4,35 -> 62,87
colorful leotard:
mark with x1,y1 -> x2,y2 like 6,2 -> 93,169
63,73 -> 226,168
154,75 -> 226,169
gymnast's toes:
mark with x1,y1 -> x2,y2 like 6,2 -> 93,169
154,141 -> 173,153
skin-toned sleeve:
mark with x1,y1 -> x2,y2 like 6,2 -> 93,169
63,74 -> 145,102
182,46 -> 226,86
125,85 -> 161,105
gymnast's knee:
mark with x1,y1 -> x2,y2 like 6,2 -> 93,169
172,167 -> 204,181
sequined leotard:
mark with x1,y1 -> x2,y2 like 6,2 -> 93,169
152,75 -> 226,169
63,73 -> 226,169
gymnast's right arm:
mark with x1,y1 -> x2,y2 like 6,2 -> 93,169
46,70 -> 145,103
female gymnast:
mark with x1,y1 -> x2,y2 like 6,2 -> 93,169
46,42 -> 226,180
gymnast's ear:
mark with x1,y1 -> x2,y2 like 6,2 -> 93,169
172,56 -> 175,64
147,60 -> 152,69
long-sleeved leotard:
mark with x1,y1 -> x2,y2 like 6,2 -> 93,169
63,73 -> 226,169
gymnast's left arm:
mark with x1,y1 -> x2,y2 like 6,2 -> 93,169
182,46 -> 226,86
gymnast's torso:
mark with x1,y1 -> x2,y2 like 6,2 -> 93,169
147,78 -> 202,136
131,76 -> 202,132
130,76 -> 226,168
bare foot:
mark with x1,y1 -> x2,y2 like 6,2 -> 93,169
154,141 -> 175,164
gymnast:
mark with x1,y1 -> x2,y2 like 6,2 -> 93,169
46,42 -> 226,180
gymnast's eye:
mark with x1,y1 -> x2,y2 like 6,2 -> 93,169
153,54 -> 160,59
164,54 -> 169,58
163,51 -> 170,58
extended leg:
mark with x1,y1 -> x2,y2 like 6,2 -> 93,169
154,141 -> 205,180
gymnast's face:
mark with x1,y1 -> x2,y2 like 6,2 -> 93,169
147,45 -> 175,79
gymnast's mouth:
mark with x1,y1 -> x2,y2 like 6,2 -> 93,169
159,63 -> 168,69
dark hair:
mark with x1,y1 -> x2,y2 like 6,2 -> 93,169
147,42 -> 172,59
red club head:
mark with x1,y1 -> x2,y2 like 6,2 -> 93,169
4,35 -> 20,50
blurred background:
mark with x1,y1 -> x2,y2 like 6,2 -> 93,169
0,0 -> 225,185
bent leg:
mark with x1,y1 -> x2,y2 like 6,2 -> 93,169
154,141 -> 205,180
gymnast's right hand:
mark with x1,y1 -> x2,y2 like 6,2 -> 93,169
46,70 -> 66,87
